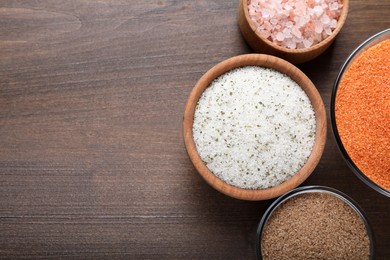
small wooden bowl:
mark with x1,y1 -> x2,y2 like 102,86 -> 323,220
183,54 -> 326,200
238,0 -> 349,64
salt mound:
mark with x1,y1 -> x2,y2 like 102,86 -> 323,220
193,66 -> 316,189
248,0 -> 343,49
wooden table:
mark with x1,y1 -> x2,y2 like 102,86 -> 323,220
1,1 -> 389,259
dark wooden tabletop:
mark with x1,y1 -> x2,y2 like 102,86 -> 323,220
1,0 -> 389,259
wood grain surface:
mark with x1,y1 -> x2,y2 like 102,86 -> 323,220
0,0 -> 389,259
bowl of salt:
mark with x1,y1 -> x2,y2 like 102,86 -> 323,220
238,0 -> 349,64
183,54 -> 327,200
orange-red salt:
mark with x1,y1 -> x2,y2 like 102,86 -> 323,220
336,39 -> 390,190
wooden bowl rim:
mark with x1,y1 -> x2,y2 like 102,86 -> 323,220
183,54 -> 327,200
241,0 -> 349,53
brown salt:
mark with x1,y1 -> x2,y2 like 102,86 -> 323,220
261,192 -> 370,260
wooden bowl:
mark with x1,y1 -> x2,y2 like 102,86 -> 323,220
183,54 -> 327,200
238,0 -> 349,64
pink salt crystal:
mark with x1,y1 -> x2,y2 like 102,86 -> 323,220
284,3 -> 292,11
293,16 -> 299,25
314,31 -> 323,41
329,2 -> 339,11
330,19 -> 338,29
285,39 -> 296,49
276,32 -> 285,41
320,14 -> 331,24
315,20 -> 323,34
262,8 -> 270,18
324,26 -> 332,35
286,21 -> 294,28
264,21 -> 272,31
257,28 -> 271,39
313,6 -> 324,17
296,42 -> 305,49
303,39 -> 313,48
274,2 -> 283,13
295,1 -> 306,14
268,8 -> 276,18
270,18 -> 278,25
292,26 -> 302,38
283,27 -> 292,39
296,17 -> 305,28
304,15 -> 311,24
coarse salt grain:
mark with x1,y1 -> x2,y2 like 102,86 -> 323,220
248,0 -> 343,49
193,66 -> 316,190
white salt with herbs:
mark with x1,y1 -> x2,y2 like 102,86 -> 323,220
193,66 -> 315,189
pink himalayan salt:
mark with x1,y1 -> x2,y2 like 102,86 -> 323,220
248,0 -> 343,49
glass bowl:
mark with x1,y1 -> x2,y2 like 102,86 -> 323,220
255,186 -> 374,259
330,28 -> 390,197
